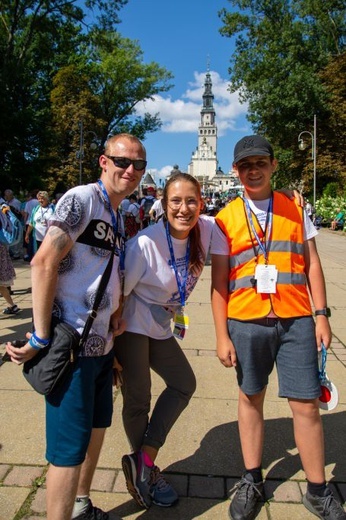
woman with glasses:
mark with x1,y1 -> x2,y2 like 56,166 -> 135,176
114,172 -> 214,510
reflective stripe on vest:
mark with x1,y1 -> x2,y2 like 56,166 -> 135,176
229,272 -> 307,291
229,240 -> 305,268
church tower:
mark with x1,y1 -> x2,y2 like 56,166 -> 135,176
188,67 -> 218,189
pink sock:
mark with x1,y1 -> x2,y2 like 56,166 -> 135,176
142,451 -> 153,467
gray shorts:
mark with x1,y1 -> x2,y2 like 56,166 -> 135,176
227,316 -> 320,399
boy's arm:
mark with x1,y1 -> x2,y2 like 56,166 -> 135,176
211,254 -> 237,367
304,237 -> 332,350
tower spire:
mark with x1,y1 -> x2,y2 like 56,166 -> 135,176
187,67 -> 218,187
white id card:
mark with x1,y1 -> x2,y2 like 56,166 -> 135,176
255,264 -> 278,293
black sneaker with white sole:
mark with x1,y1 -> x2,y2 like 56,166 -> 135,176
303,488 -> 346,519
73,499 -> 109,519
229,474 -> 264,520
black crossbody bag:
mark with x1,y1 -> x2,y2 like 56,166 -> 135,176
23,248 -> 115,396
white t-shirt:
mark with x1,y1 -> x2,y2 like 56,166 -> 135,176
123,215 -> 215,339
31,204 -> 55,241
211,198 -> 317,255
150,198 -> 164,219
49,183 -> 124,356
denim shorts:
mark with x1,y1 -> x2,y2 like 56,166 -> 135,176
227,316 -> 320,399
45,349 -> 114,466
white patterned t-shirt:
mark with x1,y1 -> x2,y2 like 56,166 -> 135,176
48,183 -> 124,357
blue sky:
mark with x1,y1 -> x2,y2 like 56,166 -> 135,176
117,0 -> 251,184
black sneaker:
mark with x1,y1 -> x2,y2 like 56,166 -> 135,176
73,499 -> 109,519
2,305 -> 21,315
229,474 -> 264,520
303,488 -> 346,519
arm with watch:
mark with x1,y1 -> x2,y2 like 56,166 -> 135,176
304,237 -> 332,350
314,308 -> 331,317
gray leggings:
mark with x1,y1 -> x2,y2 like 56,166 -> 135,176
114,331 -> 196,452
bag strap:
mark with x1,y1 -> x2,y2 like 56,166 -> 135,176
77,181 -> 123,349
79,246 -> 115,346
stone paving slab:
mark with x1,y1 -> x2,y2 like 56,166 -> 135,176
0,229 -> 345,518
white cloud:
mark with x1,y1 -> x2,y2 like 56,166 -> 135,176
136,70 -> 248,137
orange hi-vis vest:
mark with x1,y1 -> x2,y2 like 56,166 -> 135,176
215,193 -> 312,320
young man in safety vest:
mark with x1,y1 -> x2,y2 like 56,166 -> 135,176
211,135 -> 345,520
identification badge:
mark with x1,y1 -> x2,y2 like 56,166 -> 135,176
255,264 -> 278,294
173,309 -> 189,340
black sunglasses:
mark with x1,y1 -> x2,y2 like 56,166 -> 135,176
105,155 -> 147,171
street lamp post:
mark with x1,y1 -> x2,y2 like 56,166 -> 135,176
78,119 -> 84,185
298,114 -> 317,207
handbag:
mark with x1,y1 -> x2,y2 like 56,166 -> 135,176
23,318 -> 81,395
23,247 -> 115,395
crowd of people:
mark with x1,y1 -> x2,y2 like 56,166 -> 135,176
0,189 -> 57,315
3,133 -> 346,520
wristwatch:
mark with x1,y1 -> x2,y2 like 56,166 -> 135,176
314,308 -> 331,317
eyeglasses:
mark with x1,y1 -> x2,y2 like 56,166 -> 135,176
105,155 -> 147,171
168,198 -> 200,211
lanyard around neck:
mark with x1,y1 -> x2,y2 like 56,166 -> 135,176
97,179 -> 118,234
97,179 -> 125,270
243,196 -> 273,263
165,221 -> 190,308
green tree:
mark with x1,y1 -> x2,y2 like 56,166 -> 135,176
219,0 -> 346,197
0,0 -> 87,190
0,0 -> 173,192
47,33 -> 173,188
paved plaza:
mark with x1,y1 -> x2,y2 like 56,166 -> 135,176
0,228 -> 345,519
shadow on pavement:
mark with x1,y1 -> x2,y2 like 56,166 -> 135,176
109,412 -> 345,519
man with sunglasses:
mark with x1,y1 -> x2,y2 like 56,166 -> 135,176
7,134 -> 147,520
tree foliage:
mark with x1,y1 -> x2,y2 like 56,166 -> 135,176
219,0 -> 346,198
0,0 -> 173,192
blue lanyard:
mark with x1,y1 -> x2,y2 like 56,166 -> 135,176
165,221 -> 190,308
97,179 -> 125,270
318,343 -> 327,382
243,196 -> 273,263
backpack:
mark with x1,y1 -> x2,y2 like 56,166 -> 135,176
132,203 -> 141,224
0,204 -> 23,246
140,197 -> 154,220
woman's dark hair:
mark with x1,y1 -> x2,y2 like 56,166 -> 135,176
163,172 -> 205,275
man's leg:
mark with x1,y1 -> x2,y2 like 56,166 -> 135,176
76,427 -> 106,495
46,464 -> 81,520
45,353 -> 113,520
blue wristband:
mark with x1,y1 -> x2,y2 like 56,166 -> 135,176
29,336 -> 42,350
29,333 -> 50,350
32,331 -> 50,345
